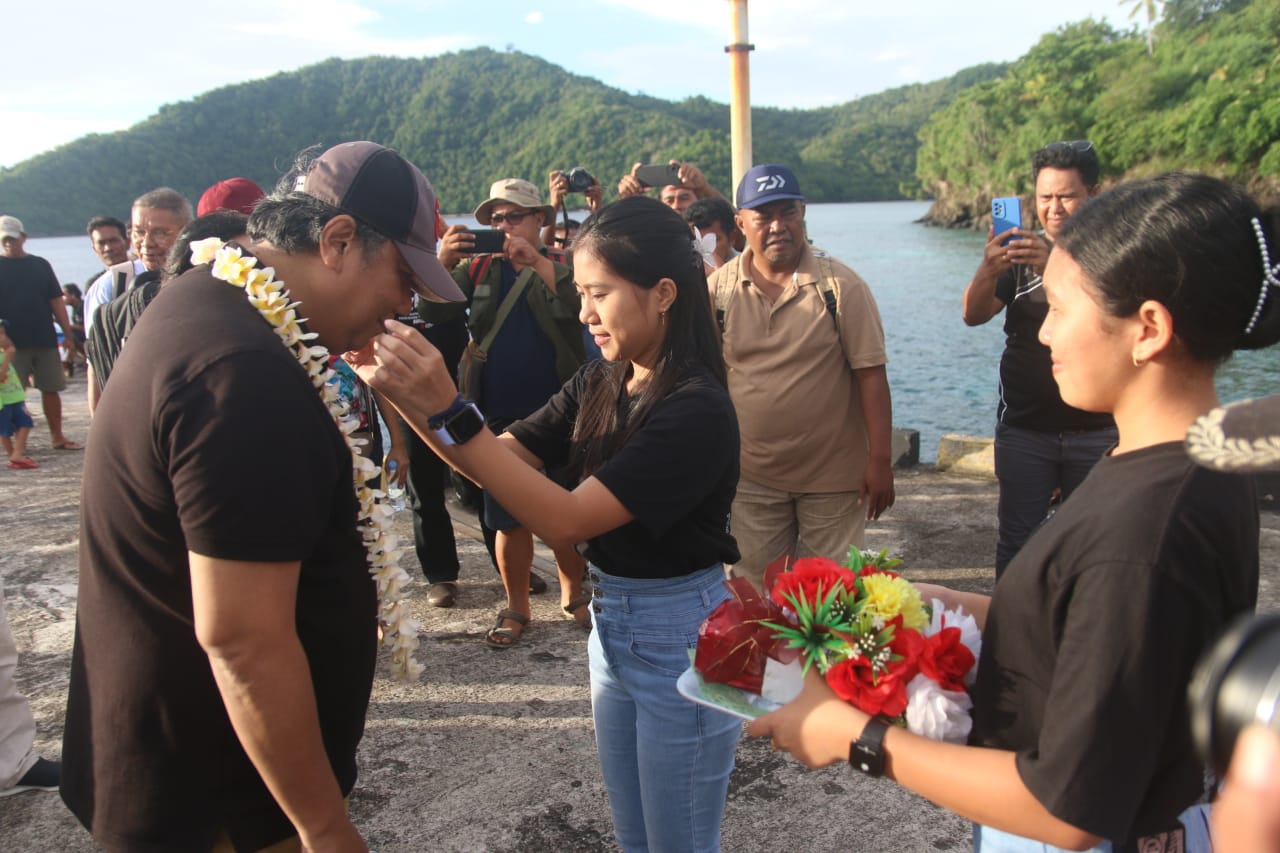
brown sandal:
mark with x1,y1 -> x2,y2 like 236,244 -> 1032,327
485,609 -> 529,649
562,594 -> 593,631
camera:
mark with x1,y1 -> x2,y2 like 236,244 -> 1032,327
563,167 -> 596,193
1189,612 -> 1280,774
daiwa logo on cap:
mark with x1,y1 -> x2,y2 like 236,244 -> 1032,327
737,163 -> 805,210
755,172 -> 787,193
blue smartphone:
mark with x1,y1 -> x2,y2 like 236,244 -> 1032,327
991,197 -> 1022,246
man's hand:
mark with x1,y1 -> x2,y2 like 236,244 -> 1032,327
1004,230 -> 1050,273
547,169 -> 569,210
383,443 -> 409,489
676,160 -> 709,193
503,234 -> 540,269
584,181 -> 604,212
437,224 -> 475,271
860,456 -> 895,521
617,163 -> 647,199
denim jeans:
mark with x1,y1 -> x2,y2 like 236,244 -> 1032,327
973,803 -> 1211,852
973,824 -> 1113,852
993,422 -> 1118,577
587,564 -> 741,853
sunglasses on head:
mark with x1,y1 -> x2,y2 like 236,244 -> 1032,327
1045,140 -> 1095,154
490,210 -> 532,225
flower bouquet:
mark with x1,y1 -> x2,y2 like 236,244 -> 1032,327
685,548 -> 981,742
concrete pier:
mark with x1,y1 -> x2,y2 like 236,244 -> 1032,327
2,373 -> 1276,851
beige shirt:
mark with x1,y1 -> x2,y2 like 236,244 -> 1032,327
710,244 -> 887,492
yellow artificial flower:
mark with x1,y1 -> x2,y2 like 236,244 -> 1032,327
861,573 -> 929,630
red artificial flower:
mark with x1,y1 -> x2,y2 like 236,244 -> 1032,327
826,654 -> 911,718
857,563 -> 901,581
770,557 -> 858,610
824,620 -> 925,718
919,626 -> 976,692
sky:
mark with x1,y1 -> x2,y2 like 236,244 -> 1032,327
2,0 -> 1129,168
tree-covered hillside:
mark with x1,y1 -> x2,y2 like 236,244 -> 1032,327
0,49 -> 1001,235
916,0 -> 1280,227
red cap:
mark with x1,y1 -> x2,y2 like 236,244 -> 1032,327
197,178 -> 266,217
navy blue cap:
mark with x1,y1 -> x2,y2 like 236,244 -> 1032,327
735,164 -> 805,210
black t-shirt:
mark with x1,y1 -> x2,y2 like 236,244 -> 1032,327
970,442 -> 1259,847
995,265 -> 1114,432
507,361 -> 741,578
0,254 -> 61,348
62,267 -> 377,851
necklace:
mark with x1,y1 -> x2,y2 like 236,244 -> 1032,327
192,238 -> 423,681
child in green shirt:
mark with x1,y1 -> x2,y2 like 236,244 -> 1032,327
0,320 -> 36,470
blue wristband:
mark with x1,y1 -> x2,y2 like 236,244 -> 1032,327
427,393 -> 467,430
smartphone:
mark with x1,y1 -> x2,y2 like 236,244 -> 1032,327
634,163 -> 682,189
991,197 -> 1022,246
461,229 -> 505,254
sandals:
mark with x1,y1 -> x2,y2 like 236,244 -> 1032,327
7,459 -> 39,470
485,609 -> 530,649
562,593 -> 593,631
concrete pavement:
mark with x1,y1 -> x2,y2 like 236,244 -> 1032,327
1,372 -> 1275,851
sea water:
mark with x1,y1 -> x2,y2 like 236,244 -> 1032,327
26,201 -> 1279,461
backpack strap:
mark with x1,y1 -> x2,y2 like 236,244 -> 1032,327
814,252 -> 839,322
713,258 -> 741,332
467,254 -> 495,288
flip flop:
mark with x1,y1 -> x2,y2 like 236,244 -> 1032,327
52,441 -> 82,451
484,609 -> 529,649
7,459 -> 39,470
562,593 -> 594,631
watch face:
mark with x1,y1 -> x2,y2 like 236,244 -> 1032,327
443,403 -> 485,445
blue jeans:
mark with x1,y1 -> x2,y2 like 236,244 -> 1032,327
587,564 -> 741,853
973,803 -> 1211,852
993,422 -> 1117,577
974,825 -> 1112,852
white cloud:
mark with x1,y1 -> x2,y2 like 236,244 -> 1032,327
525,11 -> 544,24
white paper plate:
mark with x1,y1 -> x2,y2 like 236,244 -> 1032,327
676,666 -> 784,721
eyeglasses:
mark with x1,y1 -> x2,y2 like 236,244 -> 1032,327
490,210 -> 532,226
1045,140 -> 1094,154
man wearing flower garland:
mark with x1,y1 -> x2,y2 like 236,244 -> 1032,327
61,142 -> 464,852
709,164 -> 895,592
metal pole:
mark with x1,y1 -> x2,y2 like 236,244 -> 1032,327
726,0 -> 754,198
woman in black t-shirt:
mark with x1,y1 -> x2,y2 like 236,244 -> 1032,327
748,173 -> 1280,852
354,196 -> 741,853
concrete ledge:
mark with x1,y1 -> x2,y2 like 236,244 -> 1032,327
936,433 -> 995,479
892,428 -> 920,468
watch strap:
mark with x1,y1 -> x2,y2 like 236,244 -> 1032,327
849,716 -> 890,777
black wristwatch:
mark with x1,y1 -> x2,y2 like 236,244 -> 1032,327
849,717 -> 890,777
431,399 -> 485,447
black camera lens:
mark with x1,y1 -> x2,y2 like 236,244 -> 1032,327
564,167 -> 595,193
1189,612 -> 1280,774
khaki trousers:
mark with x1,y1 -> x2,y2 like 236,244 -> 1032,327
729,477 -> 867,591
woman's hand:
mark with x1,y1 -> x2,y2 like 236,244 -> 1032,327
746,669 -> 867,768
344,321 -> 458,423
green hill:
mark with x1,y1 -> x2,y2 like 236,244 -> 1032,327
916,0 -> 1280,227
0,48 -> 1001,235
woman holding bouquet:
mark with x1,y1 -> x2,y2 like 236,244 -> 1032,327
351,195 -> 741,853
750,173 -> 1280,852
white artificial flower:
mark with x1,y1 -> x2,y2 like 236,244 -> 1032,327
905,674 -> 973,743
693,227 -> 719,270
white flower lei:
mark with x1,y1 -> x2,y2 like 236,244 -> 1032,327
191,237 -> 423,681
